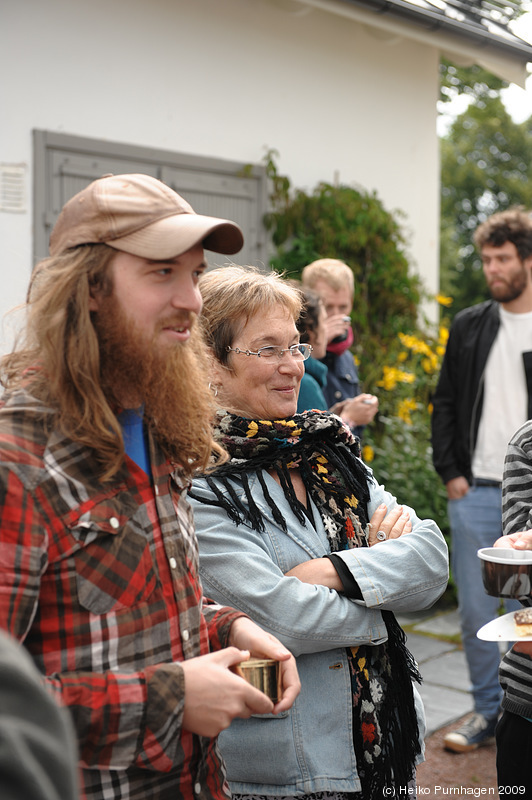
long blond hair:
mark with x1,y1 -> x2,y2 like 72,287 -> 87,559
1,244 -> 225,480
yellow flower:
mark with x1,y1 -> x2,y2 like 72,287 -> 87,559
345,494 -> 359,507
246,421 -> 258,437
438,326 -> 449,345
422,354 -> 438,374
377,366 -> 415,391
398,351 -> 408,362
397,398 -> 417,425
398,332 -> 431,356
436,293 -> 453,307
355,654 -> 369,680
362,445 -> 374,463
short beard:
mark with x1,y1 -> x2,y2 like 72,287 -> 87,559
489,266 -> 528,303
93,296 -> 223,475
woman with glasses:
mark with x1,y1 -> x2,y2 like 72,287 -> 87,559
190,265 -> 448,800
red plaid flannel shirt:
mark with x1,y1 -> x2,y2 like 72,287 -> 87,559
0,386 -> 244,800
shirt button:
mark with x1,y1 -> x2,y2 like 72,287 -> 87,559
109,516 -> 120,529
334,390 -> 342,399
194,782 -> 201,795
169,557 -> 177,569
182,629 -> 190,642
154,485 -> 159,496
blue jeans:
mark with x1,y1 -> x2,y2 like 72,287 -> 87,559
449,485 -> 520,721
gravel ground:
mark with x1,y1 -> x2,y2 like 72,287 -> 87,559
416,714 -> 499,797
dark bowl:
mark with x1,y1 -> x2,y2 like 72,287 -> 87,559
478,547 -> 532,599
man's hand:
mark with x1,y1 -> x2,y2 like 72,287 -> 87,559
494,530 -> 532,550
181,648 -> 276,737
493,531 -> 532,656
446,476 -> 469,500
325,313 -> 350,344
228,617 -> 300,714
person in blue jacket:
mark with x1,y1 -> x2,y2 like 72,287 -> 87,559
301,258 -> 378,438
295,286 -> 329,412
191,264 -> 449,800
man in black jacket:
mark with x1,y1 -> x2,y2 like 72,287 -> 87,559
432,207 -> 532,753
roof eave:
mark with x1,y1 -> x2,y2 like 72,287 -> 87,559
291,0 -> 532,86
338,0 -> 532,61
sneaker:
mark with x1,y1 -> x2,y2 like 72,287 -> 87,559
443,712 -> 497,753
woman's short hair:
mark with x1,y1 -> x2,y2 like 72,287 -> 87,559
301,258 -> 354,296
199,265 -> 302,367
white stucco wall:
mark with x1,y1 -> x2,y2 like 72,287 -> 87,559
0,0 -> 440,352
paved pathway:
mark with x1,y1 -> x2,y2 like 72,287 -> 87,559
397,608 -> 474,735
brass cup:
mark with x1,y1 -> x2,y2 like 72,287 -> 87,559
236,658 -> 280,702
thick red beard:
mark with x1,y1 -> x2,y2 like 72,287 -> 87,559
93,294 -> 216,466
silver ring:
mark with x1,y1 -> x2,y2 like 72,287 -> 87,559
376,530 -> 387,541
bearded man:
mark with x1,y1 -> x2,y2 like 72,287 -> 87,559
432,206 -> 532,754
0,174 -> 299,800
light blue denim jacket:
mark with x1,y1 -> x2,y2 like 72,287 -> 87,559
191,469 -> 448,796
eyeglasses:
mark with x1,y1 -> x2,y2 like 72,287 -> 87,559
226,343 -> 313,361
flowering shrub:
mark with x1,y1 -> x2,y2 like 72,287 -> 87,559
262,152 -> 454,594
362,302 -> 451,549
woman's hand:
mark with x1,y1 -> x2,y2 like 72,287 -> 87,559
367,504 -> 412,546
494,531 -> 532,550
284,558 -> 344,591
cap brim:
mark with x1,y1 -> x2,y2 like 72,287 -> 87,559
107,213 -> 244,259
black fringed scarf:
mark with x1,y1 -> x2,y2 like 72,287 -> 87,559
191,410 -> 422,798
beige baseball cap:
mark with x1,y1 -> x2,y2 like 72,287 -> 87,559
49,173 -> 244,259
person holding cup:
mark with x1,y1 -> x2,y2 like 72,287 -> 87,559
491,419 -> 532,795
301,258 -> 378,436
189,265 -> 448,800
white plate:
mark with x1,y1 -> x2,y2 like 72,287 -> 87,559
477,610 -> 532,642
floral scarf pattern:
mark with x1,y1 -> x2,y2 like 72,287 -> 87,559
191,410 -> 422,798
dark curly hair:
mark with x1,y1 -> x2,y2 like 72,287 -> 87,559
474,207 -> 532,261
296,287 -> 323,345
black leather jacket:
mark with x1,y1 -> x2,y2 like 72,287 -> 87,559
431,300 -> 532,485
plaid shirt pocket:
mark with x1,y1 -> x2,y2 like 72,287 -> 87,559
70,503 -> 159,615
